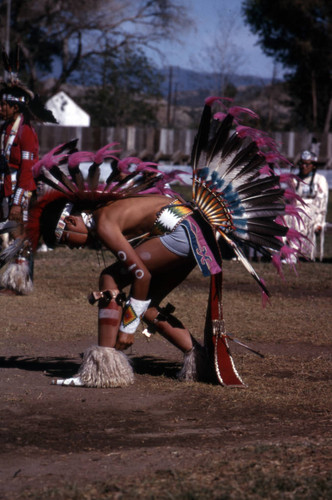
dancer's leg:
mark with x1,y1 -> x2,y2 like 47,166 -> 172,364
98,272 -> 123,347
134,238 -> 196,352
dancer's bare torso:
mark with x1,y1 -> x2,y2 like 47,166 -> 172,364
93,195 -> 171,241
91,194 -> 180,300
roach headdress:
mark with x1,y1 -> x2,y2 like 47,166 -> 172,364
26,140 -> 181,251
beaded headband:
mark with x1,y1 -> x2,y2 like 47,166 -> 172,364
55,202 -> 74,243
2,93 -> 27,103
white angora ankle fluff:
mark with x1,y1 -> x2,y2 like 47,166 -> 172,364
78,345 -> 134,388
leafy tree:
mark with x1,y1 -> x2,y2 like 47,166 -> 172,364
242,0 -> 332,131
78,46 -> 163,126
0,0 -> 191,97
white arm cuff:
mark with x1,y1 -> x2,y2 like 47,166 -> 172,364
120,297 -> 151,334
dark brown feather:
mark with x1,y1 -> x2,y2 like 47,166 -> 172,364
190,104 -> 212,172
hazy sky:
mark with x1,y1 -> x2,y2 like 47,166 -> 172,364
151,0 -> 278,79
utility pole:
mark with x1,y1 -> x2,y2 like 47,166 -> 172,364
171,82 -> 178,127
166,66 -> 173,128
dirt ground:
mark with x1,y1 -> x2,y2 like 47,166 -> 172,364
0,244 -> 331,499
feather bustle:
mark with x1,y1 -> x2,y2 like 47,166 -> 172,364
190,97 -> 303,295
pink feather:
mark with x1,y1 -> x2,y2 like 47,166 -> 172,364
117,157 -> 142,173
279,172 -> 298,187
161,169 -> 188,185
213,112 -> 227,121
94,143 -> 121,164
262,151 -> 288,164
275,215 -> 285,226
236,126 -> 279,151
280,246 -> 299,274
42,153 -> 68,169
32,143 -> 68,176
259,164 -> 274,176
205,96 -> 233,107
32,158 -> 47,177
286,227 -> 305,246
284,189 -> 307,206
68,151 -> 96,169
260,278 -> 270,308
229,106 -> 259,120
285,204 -> 307,225
272,254 -> 284,279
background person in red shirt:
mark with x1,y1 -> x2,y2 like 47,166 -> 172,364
0,51 -> 56,295
0,85 -> 39,225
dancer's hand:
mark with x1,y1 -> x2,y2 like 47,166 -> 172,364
9,205 -> 22,222
115,331 -> 135,350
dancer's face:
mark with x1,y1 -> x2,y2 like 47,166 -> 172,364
62,215 -> 89,248
0,100 -> 19,122
300,160 -> 314,177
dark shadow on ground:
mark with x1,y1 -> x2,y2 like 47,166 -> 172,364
131,355 -> 181,379
0,355 -> 80,377
0,354 -> 182,380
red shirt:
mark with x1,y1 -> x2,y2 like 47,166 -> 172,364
1,119 -> 39,197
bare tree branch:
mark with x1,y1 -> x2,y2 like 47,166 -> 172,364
0,0 -> 193,96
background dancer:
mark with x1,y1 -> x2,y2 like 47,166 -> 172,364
0,47 -> 56,294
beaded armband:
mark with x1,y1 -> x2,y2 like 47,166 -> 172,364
13,187 -> 25,206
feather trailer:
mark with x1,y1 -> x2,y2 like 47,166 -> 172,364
191,96 -> 302,294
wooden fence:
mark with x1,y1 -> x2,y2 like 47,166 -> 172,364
35,124 -> 332,168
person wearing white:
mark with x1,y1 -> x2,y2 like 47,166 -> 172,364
289,151 -> 329,261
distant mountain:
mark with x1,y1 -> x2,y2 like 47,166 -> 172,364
159,66 -> 271,96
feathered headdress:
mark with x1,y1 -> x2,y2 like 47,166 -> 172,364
1,45 -> 57,123
26,141 -> 184,250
